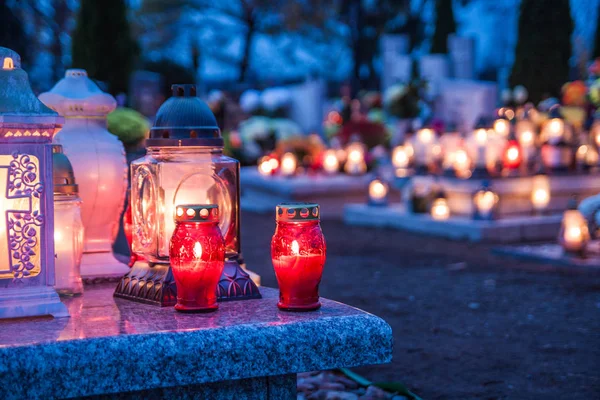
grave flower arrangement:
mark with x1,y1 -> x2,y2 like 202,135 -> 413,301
383,80 -> 425,120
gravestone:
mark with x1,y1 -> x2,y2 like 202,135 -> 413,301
289,79 -> 326,134
448,35 -> 476,80
436,79 -> 497,132
419,54 -> 450,98
381,34 -> 412,91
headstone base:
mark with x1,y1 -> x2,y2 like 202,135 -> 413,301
344,204 -> 562,243
493,242 -> 600,270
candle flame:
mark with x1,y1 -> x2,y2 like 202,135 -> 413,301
291,240 -> 300,256
193,242 -> 202,259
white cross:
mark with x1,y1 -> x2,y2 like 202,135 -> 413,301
0,167 -> 32,274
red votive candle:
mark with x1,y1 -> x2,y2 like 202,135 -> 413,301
169,204 -> 225,312
271,203 -> 326,311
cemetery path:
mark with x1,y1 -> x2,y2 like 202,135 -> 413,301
241,211 -> 600,400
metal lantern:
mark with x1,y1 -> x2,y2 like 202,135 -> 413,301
39,69 -> 128,280
115,84 -> 260,306
0,47 -> 68,319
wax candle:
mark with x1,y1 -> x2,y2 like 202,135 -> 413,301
271,203 -> 326,311
169,204 -> 225,312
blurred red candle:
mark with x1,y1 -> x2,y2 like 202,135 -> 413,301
271,203 -> 326,311
503,137 -> 522,170
169,204 -> 225,312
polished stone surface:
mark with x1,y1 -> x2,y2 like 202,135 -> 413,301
0,284 -> 392,399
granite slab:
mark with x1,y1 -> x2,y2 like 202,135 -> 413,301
0,284 -> 392,400
241,167 -> 374,218
344,203 -> 562,243
493,242 -> 600,270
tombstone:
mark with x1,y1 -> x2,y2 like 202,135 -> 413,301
381,34 -> 412,91
288,79 -> 326,134
419,54 -> 450,97
448,35 -> 476,80
436,79 -> 497,133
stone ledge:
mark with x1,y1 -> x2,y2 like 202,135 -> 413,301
0,284 -> 392,400
493,242 -> 600,271
344,203 -> 562,243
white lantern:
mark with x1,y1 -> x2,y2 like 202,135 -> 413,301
39,69 -> 128,279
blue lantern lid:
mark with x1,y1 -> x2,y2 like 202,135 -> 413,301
0,47 -> 63,141
147,84 -> 222,147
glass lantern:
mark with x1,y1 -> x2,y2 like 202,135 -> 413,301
472,181 -> 499,220
115,84 -> 260,306
559,198 -> 590,256
540,107 -> 573,172
52,145 -> 84,296
0,47 -> 68,319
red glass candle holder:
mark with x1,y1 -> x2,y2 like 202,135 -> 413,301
169,204 -> 225,312
503,138 -> 522,171
271,203 -> 326,311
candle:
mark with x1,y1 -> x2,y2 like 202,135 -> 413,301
531,174 -> 550,213
280,152 -> 297,177
559,204 -> 590,255
494,118 -> 510,137
473,189 -> 498,220
322,149 -> 340,174
368,179 -> 389,206
271,203 -> 326,311
258,157 -> 274,176
430,192 -> 450,221
453,149 -> 470,177
392,145 -> 410,169
169,204 -> 225,312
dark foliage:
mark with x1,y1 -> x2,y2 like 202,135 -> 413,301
431,0 -> 456,54
509,0 -> 573,104
71,0 -> 139,95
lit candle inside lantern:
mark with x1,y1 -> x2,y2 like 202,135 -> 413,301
494,118 -> 510,137
392,146 -> 410,169
344,143 -> 367,175
547,118 -> 564,141
280,152 -> 297,177
413,128 -> 438,168
169,204 -> 225,312
271,203 -> 326,311
368,179 -> 389,206
322,149 -> 340,174
430,191 -> 450,221
559,199 -> 590,255
475,129 -> 487,146
531,174 -> 550,213
258,157 -> 274,176
473,184 -> 498,220
503,130 -> 522,172
452,149 -> 471,177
